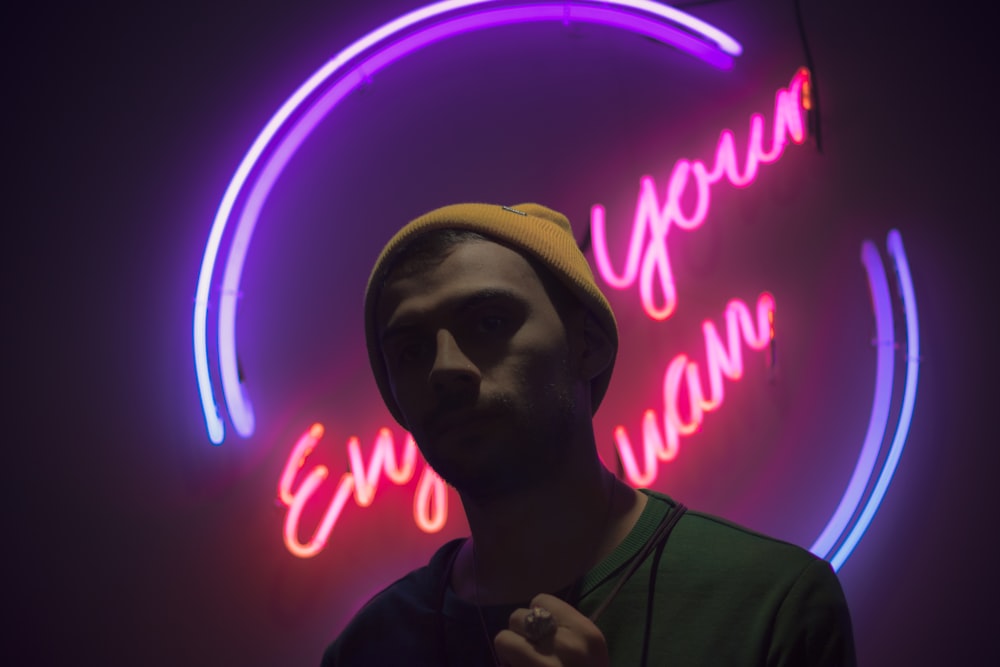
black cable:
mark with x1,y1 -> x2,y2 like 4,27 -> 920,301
589,503 -> 687,623
793,0 -> 823,152
640,529 -> 670,666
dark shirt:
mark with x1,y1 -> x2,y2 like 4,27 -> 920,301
323,491 -> 856,666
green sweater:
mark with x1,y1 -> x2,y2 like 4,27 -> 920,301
322,491 -> 856,666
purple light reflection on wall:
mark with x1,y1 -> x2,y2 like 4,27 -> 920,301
192,0 -> 743,446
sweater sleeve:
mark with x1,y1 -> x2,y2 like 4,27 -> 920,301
767,558 -> 857,667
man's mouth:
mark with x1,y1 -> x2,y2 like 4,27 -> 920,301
424,407 -> 498,442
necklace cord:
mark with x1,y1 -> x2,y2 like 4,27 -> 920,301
640,525 -> 671,667
468,476 -> 619,665
471,542 -> 504,666
439,494 -> 686,665
588,503 -> 687,623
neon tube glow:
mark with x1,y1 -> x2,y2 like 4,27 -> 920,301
826,231 -> 920,570
613,293 -> 775,486
275,232 -> 920,561
590,68 -> 809,321
806,231 -> 921,570
278,293 -> 775,552
193,0 -> 743,444
808,241 -> 896,558
277,424 -> 448,558
190,2 -> 920,569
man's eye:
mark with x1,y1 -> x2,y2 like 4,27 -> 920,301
396,341 -> 428,364
478,315 -> 507,333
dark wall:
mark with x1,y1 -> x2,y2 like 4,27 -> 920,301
9,1 -> 997,665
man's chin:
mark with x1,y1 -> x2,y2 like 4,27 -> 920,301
451,474 -> 531,506
427,456 -> 556,505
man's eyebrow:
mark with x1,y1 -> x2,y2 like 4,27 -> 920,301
380,288 -> 522,343
453,288 -> 521,312
380,323 -> 418,345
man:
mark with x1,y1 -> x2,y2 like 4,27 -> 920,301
322,203 -> 855,666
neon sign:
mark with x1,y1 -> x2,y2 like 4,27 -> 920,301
274,228 -> 919,568
588,67 -> 807,487
274,69 -> 796,557
815,230 -> 920,570
611,294 -> 775,487
192,1 -> 920,569
591,68 -> 808,321
193,0 -> 744,446
277,425 -> 447,558
277,292 -> 774,558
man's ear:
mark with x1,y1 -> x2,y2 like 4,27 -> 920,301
577,312 -> 614,382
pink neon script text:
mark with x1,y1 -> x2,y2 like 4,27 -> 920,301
591,68 -> 809,321
614,293 -> 775,486
274,70 -> 807,557
277,424 -> 447,558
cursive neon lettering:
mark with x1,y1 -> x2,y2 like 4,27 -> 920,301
277,424 -> 448,558
347,428 -> 418,505
278,422 -> 326,507
614,293 -> 775,486
276,299 -> 776,555
591,69 -> 809,320
414,466 -> 448,533
273,69 -> 810,557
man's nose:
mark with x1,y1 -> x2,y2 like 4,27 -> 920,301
428,329 -> 480,394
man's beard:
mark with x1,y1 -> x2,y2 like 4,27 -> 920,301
414,378 -> 580,504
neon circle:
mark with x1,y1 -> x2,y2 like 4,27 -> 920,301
810,231 -> 920,569
193,0 -> 743,446
816,231 -> 919,570
191,0 -> 918,570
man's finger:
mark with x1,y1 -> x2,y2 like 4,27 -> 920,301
509,605 -> 558,643
499,594 -> 610,667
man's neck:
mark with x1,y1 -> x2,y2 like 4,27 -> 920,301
451,463 -> 647,606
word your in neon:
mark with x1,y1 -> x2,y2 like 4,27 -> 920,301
591,68 -> 809,320
277,424 -> 447,558
277,69 -> 808,557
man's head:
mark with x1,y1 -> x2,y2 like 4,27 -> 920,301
365,202 -> 619,424
364,203 -> 618,498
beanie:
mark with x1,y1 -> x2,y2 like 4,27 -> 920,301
364,202 -> 619,426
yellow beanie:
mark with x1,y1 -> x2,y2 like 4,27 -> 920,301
365,202 -> 619,426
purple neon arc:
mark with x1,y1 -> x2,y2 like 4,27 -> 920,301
808,231 -> 920,571
808,240 -> 895,560
828,231 -> 920,570
192,0 -> 745,444
191,0 -> 919,572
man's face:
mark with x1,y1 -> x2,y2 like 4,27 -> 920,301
375,239 -> 588,500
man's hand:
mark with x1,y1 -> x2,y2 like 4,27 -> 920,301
494,593 -> 610,667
